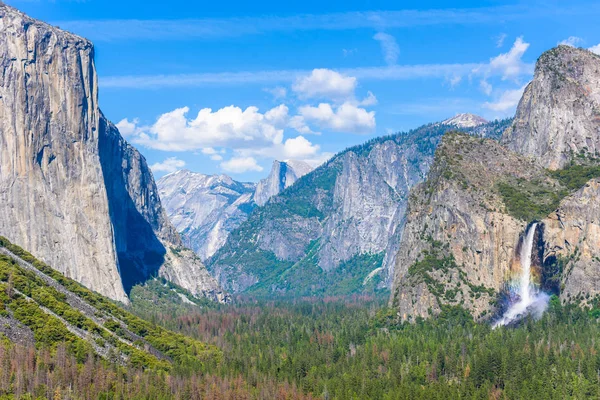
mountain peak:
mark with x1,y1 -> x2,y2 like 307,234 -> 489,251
502,44 -> 600,169
254,160 -> 314,206
441,113 -> 488,128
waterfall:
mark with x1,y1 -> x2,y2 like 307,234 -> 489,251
493,223 -> 549,328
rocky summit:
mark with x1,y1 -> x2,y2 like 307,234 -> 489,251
253,160 -> 314,206
0,4 -> 223,303
391,46 -> 600,321
157,160 -> 312,261
441,113 -> 489,128
502,45 -> 600,170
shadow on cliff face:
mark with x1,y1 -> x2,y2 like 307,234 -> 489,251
98,116 -> 166,295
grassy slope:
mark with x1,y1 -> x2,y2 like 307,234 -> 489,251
0,236 -> 221,371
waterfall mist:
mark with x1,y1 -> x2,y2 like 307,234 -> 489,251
493,223 -> 550,328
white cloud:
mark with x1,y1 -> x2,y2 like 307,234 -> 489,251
131,105 -> 285,152
292,69 -> 357,101
220,157 -> 263,173
288,115 -> 318,135
282,136 -> 321,159
264,86 -> 287,99
559,36 -> 583,47
150,157 -> 186,173
298,102 -> 376,134
201,147 -> 218,155
264,104 -> 290,126
101,63 -> 490,89
201,148 -> 224,161
301,152 -> 335,168
496,33 -> 507,48
483,84 -> 527,112
589,44 -> 600,55
488,37 -> 530,81
480,79 -> 493,95
448,75 -> 462,88
373,32 -> 400,65
358,91 -> 378,106
116,118 -> 140,137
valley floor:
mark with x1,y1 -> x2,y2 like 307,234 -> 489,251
127,294 -> 600,399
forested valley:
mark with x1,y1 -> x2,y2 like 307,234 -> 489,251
3,289 -> 600,399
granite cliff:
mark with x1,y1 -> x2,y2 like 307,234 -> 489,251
392,46 -> 600,321
0,5 -> 223,302
157,160 -> 312,261
207,120 -> 510,296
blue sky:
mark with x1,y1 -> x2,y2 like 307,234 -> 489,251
8,0 -> 600,181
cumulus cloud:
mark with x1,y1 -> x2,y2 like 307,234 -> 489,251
150,157 -> 186,173
288,115 -> 318,135
122,69 -> 379,171
292,69 -> 357,101
124,102 -> 335,168
483,84 -> 527,112
116,118 -> 140,137
129,105 -> 286,152
282,136 -> 321,159
220,157 -> 263,173
201,148 -> 224,161
298,102 -> 376,134
488,37 -> 530,81
559,36 -> 583,47
589,44 -> 600,55
373,32 -> 400,65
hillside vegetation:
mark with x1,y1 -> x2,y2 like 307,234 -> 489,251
0,237 -> 220,372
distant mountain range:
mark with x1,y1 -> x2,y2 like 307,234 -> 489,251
157,160 -> 312,260
204,118 -> 511,296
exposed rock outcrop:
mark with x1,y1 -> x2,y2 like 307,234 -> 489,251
253,160 -> 313,206
158,170 -> 256,260
392,46 -> 600,321
542,179 -> 600,304
390,134 -> 552,320
502,46 -> 600,170
0,5 -> 128,302
208,120 -> 509,296
441,113 -> 488,129
0,4 -> 222,302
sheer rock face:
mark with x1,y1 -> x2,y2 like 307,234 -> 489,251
0,5 -> 128,302
502,46 -> 600,170
99,120 -> 222,299
157,170 -> 256,261
0,5 -> 222,302
392,47 -> 600,321
542,179 -> 600,304
157,160 -> 310,262
208,125 -> 448,294
253,160 -> 313,206
391,134 -> 552,321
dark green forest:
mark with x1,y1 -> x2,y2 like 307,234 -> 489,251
126,292 -> 600,399
3,270 -> 600,398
